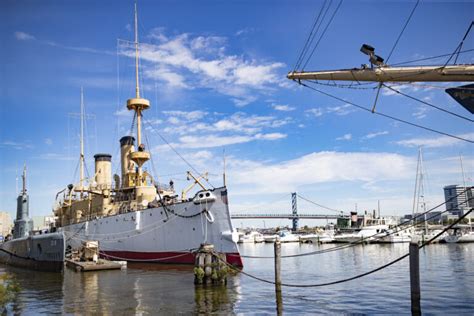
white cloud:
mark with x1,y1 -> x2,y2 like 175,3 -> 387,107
44,138 -> 53,145
119,31 -> 287,106
229,151 -> 414,194
363,131 -> 389,139
327,104 -> 357,116
272,104 -> 295,112
15,31 -> 35,41
412,105 -> 429,119
305,108 -> 324,117
0,141 -> 34,150
396,133 -> 474,148
336,133 -> 352,141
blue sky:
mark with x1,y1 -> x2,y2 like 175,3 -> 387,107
1,0 -> 473,227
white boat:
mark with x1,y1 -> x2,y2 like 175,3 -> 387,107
442,228 -> 474,243
299,232 -> 335,244
375,227 -> 412,243
263,234 -> 278,243
277,230 -> 300,243
52,6 -> 242,267
334,224 -> 389,243
238,231 -> 264,243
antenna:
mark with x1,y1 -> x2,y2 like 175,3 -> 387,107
22,164 -> 27,194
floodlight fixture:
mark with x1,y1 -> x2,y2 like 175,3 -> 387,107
369,54 -> 385,66
360,44 -> 375,56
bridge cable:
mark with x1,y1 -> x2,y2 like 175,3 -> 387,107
297,81 -> 474,144
219,208 -> 472,288
297,193 -> 341,213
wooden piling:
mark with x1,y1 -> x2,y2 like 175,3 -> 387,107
409,238 -> 421,315
274,239 -> 283,315
194,243 -> 228,286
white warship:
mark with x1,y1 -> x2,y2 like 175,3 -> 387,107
0,167 -> 65,272
53,5 -> 242,267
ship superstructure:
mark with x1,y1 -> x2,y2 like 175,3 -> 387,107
53,5 -> 242,266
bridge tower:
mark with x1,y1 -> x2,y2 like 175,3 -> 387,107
291,192 -> 298,232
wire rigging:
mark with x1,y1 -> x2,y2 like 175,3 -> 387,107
390,48 -> 474,66
297,194 -> 341,213
385,0 -> 420,63
301,0 -> 344,70
445,21 -> 474,66
382,84 -> 474,123
294,0 -> 329,71
298,81 -> 474,144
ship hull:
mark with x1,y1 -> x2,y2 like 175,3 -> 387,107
0,232 -> 65,272
59,187 -> 243,267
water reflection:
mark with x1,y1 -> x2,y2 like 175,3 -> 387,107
0,243 -> 473,314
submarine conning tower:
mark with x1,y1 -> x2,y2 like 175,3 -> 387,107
13,166 -> 34,239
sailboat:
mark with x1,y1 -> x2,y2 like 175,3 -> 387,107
52,5 -> 242,266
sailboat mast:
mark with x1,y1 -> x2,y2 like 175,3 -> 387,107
134,3 -> 140,100
411,148 -> 421,231
459,154 -> 471,232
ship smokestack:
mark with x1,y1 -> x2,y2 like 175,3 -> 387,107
120,136 -> 135,188
94,154 -> 112,189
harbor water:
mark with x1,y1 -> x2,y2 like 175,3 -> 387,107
2,243 -> 473,314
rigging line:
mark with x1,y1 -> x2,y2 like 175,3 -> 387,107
298,81 -> 474,144
383,84 -> 474,123
385,0 -> 420,63
294,0 -> 329,71
444,21 -> 474,66
222,209 -> 472,288
454,21 -> 473,64
306,80 -> 378,90
391,48 -> 474,66
297,194 -> 341,213
301,0 -> 344,70
143,119 -> 215,189
237,189 -> 472,259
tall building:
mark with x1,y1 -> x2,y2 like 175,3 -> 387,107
444,185 -> 473,216
0,211 -> 13,238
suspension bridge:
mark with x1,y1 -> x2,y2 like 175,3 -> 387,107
230,193 -> 349,231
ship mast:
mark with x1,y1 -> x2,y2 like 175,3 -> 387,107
127,2 -> 150,186
79,87 -> 85,195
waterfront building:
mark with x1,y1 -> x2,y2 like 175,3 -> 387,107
0,211 -> 13,239
444,185 -> 473,216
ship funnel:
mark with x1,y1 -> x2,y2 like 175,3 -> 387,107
120,136 -> 135,188
94,154 -> 112,189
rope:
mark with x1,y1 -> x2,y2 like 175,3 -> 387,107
385,0 -> 420,63
301,0 -> 344,70
294,0 -> 330,71
391,48 -> 474,66
219,208 -> 472,288
382,84 -> 474,123
298,81 -> 474,144
99,249 -> 195,262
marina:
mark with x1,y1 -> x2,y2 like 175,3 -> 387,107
1,243 -> 473,314
1,0 -> 473,314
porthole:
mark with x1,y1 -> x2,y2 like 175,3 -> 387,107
206,193 -> 210,197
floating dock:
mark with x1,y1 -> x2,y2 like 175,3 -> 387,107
66,258 -> 126,272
